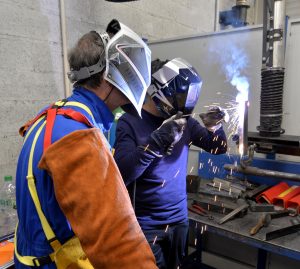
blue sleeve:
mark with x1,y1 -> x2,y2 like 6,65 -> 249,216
113,118 -> 159,186
188,117 -> 227,154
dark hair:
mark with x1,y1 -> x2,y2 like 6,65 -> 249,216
151,58 -> 169,76
68,31 -> 105,88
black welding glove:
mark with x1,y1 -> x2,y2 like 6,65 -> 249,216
199,106 -> 229,132
150,112 -> 186,155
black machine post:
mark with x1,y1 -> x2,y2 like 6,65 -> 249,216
257,0 -> 286,137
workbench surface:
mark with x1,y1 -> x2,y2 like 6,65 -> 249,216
188,193 -> 300,261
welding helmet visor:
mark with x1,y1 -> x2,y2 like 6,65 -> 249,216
104,23 -> 151,117
148,58 -> 202,118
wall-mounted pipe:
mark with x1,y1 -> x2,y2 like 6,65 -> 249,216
273,0 -> 286,68
224,164 -> 300,182
59,0 -> 71,97
214,0 -> 220,31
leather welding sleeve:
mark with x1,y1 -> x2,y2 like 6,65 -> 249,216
113,117 -> 164,186
188,117 -> 227,155
38,128 -> 157,269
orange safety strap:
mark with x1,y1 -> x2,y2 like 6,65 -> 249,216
43,107 -> 94,151
43,108 -> 58,151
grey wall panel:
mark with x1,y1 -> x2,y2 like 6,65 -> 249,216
149,22 -> 300,136
0,0 -> 64,183
149,27 -> 262,136
149,27 -> 263,173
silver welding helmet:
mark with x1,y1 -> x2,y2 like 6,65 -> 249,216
67,21 -> 151,117
148,58 -> 203,118
104,23 -> 151,117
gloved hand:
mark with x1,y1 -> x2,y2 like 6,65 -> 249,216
199,106 -> 229,132
150,112 -> 186,155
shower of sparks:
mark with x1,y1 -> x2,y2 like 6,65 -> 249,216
174,170 -> 180,178
214,147 -> 219,154
194,238 -> 197,246
165,225 -> 169,233
161,180 -> 166,187
214,195 -> 217,202
218,183 -> 222,192
144,144 -> 149,151
190,166 -> 194,173
204,225 -> 207,231
201,226 -> 204,234
153,236 -> 157,245
189,141 -> 193,146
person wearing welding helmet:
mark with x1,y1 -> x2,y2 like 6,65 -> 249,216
14,19 -> 157,269
114,58 -> 228,269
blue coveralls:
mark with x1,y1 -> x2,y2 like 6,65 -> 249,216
15,87 -> 114,269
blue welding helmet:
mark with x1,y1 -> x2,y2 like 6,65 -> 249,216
148,58 -> 202,118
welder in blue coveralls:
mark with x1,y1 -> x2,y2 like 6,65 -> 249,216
114,58 -> 228,269
14,19 -> 158,269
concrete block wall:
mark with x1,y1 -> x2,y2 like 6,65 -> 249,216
0,0 -> 224,187
64,0 -> 217,47
0,0 -> 64,185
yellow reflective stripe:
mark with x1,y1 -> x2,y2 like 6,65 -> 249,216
27,121 -> 46,178
54,101 -> 93,117
14,222 -> 55,266
23,116 -> 45,145
26,121 -> 61,249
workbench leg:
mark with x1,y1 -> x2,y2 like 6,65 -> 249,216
257,248 -> 268,269
194,223 -> 203,263
182,220 -> 216,269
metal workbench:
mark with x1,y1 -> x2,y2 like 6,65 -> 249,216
187,193 -> 300,269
